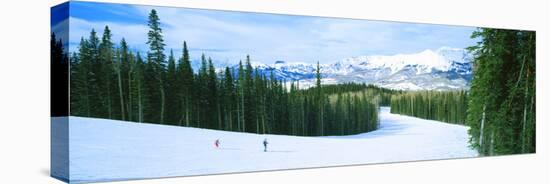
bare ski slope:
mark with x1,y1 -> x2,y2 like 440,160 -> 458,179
52,107 -> 478,183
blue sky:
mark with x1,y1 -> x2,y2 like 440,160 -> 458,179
52,1 -> 478,65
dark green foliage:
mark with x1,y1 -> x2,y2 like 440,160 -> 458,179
316,61 -> 324,135
52,32 -> 69,116
176,42 -> 195,127
222,67 -> 237,131
69,39 -> 87,117
466,29 -> 536,155
207,57 -> 220,129
321,83 -> 394,106
165,50 -> 179,125
146,9 -> 165,66
145,9 -> 167,123
196,54 -> 208,128
390,90 -> 468,125
99,26 -> 116,120
70,29 -> 106,119
242,56 -> 256,133
131,52 -> 147,123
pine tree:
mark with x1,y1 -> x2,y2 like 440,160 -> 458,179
134,52 -> 146,123
207,57 -> 220,129
315,61 -> 324,135
237,60 -> 245,132
146,9 -> 167,123
165,49 -> 178,125
243,55 -> 256,133
119,39 -> 133,122
114,47 -> 125,121
72,37 -> 91,117
177,41 -> 194,127
86,29 -> 103,118
197,54 -> 209,128
114,38 -> 132,121
99,26 -> 116,119
223,67 -> 236,131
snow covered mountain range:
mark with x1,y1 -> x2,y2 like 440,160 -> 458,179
201,47 -> 473,91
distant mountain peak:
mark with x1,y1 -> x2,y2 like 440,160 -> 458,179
215,47 -> 473,91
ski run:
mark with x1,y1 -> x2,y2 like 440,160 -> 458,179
52,107 -> 478,183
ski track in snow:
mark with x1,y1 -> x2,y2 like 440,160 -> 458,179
52,107 -> 478,183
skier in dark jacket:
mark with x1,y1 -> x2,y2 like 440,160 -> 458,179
214,139 -> 220,148
263,138 -> 268,152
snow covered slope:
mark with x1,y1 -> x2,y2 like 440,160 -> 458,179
51,107 -> 477,183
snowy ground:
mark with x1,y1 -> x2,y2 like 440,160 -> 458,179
52,107 -> 478,183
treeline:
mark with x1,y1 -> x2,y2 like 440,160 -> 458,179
305,83 -> 383,136
390,91 -> 468,125
65,9 -> 382,136
466,28 -> 536,155
322,83 -> 394,106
